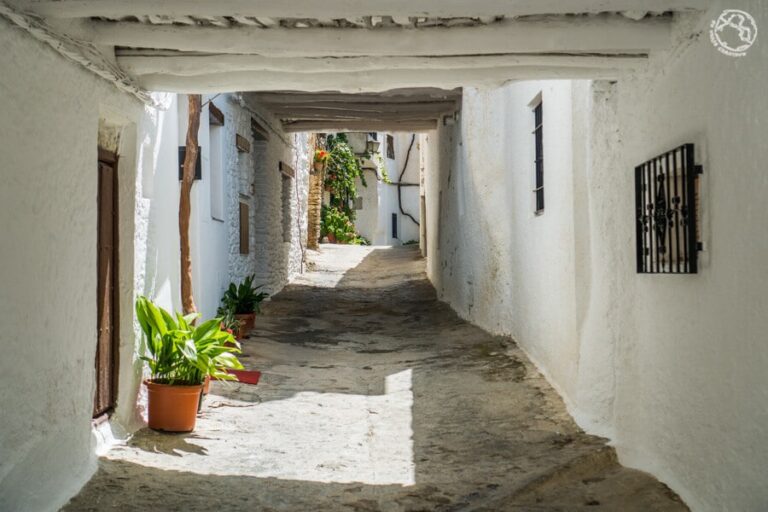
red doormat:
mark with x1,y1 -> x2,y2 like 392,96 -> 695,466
213,369 -> 261,385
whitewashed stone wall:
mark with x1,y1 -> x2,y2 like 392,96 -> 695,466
424,2 -> 768,510
225,97 -> 309,294
0,19 -> 144,512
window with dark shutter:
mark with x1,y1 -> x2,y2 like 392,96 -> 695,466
386,134 -> 395,160
533,101 -> 544,214
239,202 -> 249,254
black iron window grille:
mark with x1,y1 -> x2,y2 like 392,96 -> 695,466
533,102 -> 544,214
635,143 -> 702,274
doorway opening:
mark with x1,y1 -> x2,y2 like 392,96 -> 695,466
94,148 -> 119,418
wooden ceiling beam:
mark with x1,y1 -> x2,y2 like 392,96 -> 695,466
19,0 -> 710,19
86,16 -> 672,57
282,119 -> 439,133
136,66 -> 628,93
267,102 -> 458,115
117,53 -> 647,77
248,91 -> 461,105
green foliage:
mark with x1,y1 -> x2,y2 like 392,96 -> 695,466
373,153 -> 391,184
217,307 -> 240,332
136,296 -> 244,386
220,275 -> 268,314
324,137 -> 366,216
320,205 -> 355,242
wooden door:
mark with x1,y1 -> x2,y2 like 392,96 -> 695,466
94,150 -> 119,417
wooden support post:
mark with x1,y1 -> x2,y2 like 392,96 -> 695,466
180,94 -> 201,315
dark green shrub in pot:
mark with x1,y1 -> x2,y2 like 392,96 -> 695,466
220,275 -> 268,334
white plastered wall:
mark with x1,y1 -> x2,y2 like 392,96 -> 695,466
0,18 -> 143,511
423,3 -> 768,510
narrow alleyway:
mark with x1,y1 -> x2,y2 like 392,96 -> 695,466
64,246 -> 686,511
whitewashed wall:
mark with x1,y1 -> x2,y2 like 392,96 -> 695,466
607,3 -> 768,510
424,2 -> 768,510
0,19 -> 143,512
353,132 -> 421,245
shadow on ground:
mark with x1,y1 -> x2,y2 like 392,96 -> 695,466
63,246 -> 687,512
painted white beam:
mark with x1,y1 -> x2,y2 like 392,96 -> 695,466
117,53 -> 646,77
137,66 -> 628,94
20,0 -> 710,19
248,90 -> 462,104
276,111 -> 447,121
268,102 -> 457,115
87,16 -> 671,57
282,119 -> 438,133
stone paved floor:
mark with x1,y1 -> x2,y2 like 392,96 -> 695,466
63,245 -> 688,511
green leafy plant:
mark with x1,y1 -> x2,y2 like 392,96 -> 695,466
320,205 -> 370,245
136,296 -> 244,385
217,306 -> 241,333
220,275 -> 268,314
324,136 -> 367,217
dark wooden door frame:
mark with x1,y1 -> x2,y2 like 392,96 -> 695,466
94,148 -> 120,418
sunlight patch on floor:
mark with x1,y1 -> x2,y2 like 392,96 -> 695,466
107,369 -> 415,486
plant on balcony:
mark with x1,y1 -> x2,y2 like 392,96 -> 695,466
313,148 -> 329,173
136,296 -> 243,432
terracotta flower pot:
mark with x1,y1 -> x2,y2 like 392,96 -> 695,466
235,313 -> 255,333
145,380 -> 203,433
313,161 -> 325,174
202,375 -> 211,395
327,233 -> 337,244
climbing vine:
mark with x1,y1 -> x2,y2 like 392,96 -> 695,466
324,133 -> 367,217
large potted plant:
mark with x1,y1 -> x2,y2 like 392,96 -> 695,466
220,275 -> 268,335
136,296 -> 244,432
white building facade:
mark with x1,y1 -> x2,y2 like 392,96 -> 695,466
422,5 -> 768,511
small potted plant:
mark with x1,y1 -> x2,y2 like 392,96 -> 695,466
220,275 -> 268,336
313,149 -> 329,174
218,306 -> 242,341
136,296 -> 244,432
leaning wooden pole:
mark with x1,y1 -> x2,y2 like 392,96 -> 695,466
180,94 -> 201,315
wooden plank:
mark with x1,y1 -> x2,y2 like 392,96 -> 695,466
279,161 -> 296,178
235,133 -> 250,153
208,101 -> 224,125
136,65 -> 626,94
23,0 -> 710,19
249,90 -> 461,105
282,119 -> 438,132
239,202 -> 249,254
116,52 -> 647,76
87,16 -> 672,57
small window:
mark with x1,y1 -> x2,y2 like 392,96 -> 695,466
353,197 -> 363,210
239,202 -> 249,254
533,101 -> 544,214
281,176 -> 292,243
209,123 -> 224,221
386,134 -> 395,160
635,143 -> 702,274
391,213 -> 398,239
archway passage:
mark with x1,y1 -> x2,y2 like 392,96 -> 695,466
64,245 -> 686,511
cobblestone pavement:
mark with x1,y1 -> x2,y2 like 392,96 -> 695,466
64,245 -> 687,512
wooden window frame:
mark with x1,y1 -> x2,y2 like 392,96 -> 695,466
239,202 -> 249,254
386,134 -> 395,160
